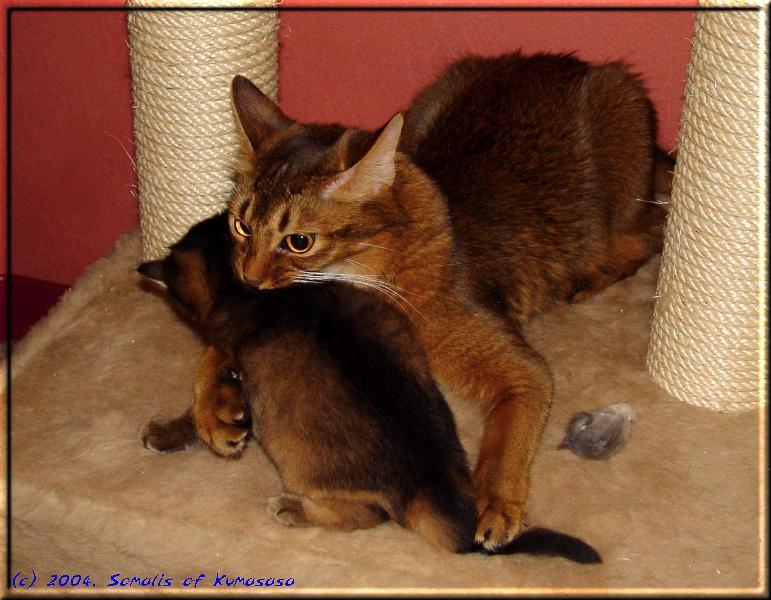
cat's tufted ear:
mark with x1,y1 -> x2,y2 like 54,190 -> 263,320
231,75 -> 292,151
138,259 -> 165,282
322,113 -> 403,202
137,259 -> 168,290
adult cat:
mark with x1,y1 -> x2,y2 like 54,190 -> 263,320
139,213 -> 601,563
198,52 -> 669,550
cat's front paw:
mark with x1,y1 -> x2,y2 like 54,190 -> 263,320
193,368 -> 251,458
474,496 -> 526,551
267,494 -> 309,527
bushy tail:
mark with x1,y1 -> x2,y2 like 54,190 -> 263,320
470,527 -> 602,564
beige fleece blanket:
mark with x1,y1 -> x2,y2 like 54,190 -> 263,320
7,228 -> 761,593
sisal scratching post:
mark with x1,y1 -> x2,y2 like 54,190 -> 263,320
646,3 -> 767,413
127,0 -> 278,261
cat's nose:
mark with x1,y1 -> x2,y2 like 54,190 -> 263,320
243,275 -> 262,288
244,275 -> 274,290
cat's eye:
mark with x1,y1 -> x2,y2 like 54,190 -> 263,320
283,233 -> 315,254
232,218 -> 252,238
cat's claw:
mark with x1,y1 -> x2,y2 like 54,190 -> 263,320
474,497 -> 526,551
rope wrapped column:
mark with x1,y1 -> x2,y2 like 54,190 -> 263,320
127,0 -> 278,260
646,3 -> 767,412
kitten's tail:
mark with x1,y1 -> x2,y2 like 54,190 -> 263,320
468,527 -> 602,564
653,146 -> 677,196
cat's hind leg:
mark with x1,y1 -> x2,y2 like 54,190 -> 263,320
141,407 -> 198,453
267,493 -> 389,531
193,345 -> 251,458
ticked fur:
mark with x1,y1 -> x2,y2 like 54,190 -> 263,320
203,52 -> 668,549
138,213 -> 601,564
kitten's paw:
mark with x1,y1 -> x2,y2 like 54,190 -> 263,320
194,372 -> 251,458
474,496 -> 526,551
267,494 -> 308,528
141,414 -> 197,454
197,412 -> 250,458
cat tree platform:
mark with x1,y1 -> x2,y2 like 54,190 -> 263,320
7,228 -> 760,591
7,2 -> 763,593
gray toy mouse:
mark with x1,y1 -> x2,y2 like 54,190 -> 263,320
558,403 -> 638,460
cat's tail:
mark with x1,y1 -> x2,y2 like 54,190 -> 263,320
468,527 -> 602,564
653,145 -> 677,197
404,489 -> 601,564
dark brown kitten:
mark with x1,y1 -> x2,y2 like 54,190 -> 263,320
197,51 -> 669,549
138,213 -> 601,563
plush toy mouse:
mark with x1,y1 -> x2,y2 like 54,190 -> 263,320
559,403 -> 638,460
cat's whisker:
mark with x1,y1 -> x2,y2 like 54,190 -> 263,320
297,271 -> 423,318
634,197 -> 670,205
344,258 -> 377,274
103,131 -> 137,173
347,278 -> 414,314
231,187 -> 252,213
334,270 -> 417,297
356,242 -> 396,253
339,274 -> 424,318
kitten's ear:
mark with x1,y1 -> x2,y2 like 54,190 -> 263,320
232,75 -> 292,151
137,260 -> 167,288
322,113 -> 404,202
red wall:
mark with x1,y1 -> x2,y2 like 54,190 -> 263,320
7,7 -> 695,290
279,10 -> 694,153
9,10 -> 136,286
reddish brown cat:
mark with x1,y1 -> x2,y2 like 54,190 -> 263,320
196,51 -> 670,550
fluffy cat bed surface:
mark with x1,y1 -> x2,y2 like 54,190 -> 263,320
9,228 -> 760,591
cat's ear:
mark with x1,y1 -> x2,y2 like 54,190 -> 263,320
231,75 -> 292,151
137,260 -> 167,289
322,113 -> 403,202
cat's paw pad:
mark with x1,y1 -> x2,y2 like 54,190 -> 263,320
267,494 -> 308,528
474,496 -> 526,551
215,402 -> 250,428
204,419 -> 250,458
195,386 -> 251,458
141,417 -> 196,454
